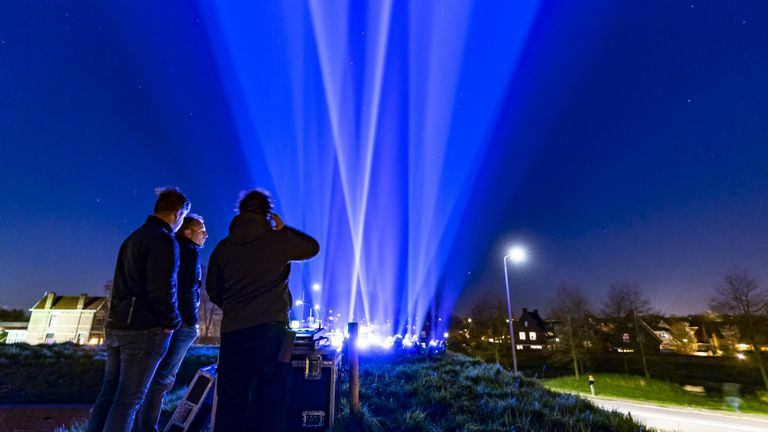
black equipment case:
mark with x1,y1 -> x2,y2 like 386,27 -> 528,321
166,337 -> 340,431
286,344 -> 341,431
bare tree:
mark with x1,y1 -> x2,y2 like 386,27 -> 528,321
601,282 -> 654,378
601,282 -> 653,320
709,270 -> 768,391
469,294 -> 510,365
549,283 -> 594,378
197,265 -> 222,344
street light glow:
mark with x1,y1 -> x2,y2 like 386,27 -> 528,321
312,283 -> 321,291
295,300 -> 304,306
507,246 -> 527,264
503,242 -> 530,374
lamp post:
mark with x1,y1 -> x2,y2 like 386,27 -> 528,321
503,246 -> 527,374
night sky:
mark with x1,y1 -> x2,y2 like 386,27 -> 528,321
2,1 -> 767,317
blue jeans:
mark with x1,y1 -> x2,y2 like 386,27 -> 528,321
135,323 -> 197,432
87,328 -> 172,432
214,322 -> 292,432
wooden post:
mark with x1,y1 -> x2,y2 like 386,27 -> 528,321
348,322 -> 360,415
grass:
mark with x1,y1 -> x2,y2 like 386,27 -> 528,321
333,352 -> 653,431
542,373 -> 768,415
56,387 -> 188,432
4,344 -> 653,431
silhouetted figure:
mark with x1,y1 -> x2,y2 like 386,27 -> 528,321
87,187 -> 190,432
207,189 -> 319,432
136,214 -> 208,431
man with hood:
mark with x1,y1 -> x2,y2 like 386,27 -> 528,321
206,188 -> 319,432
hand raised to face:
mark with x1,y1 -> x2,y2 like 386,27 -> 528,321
268,212 -> 285,231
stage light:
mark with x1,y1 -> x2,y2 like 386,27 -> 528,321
204,0 -> 543,335
330,332 -> 344,349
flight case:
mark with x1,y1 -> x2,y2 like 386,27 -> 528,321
165,333 -> 341,431
286,344 -> 342,431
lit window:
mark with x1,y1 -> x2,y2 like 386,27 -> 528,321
529,332 -> 536,341
519,332 -> 526,340
524,321 -> 528,327
622,333 -> 630,343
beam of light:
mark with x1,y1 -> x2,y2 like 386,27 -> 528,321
198,0 -> 543,336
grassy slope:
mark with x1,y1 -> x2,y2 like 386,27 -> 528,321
4,344 -> 650,431
542,374 -> 768,415
334,352 -> 652,432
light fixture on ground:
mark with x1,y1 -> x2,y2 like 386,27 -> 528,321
503,245 -> 528,374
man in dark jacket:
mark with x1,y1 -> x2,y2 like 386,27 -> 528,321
136,214 -> 208,431
207,189 -> 319,432
87,187 -> 190,432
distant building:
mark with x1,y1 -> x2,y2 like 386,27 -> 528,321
0,321 -> 28,344
26,292 -> 107,345
515,308 -> 553,351
599,313 -> 661,354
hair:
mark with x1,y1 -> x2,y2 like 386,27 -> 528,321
153,187 -> 191,215
179,213 -> 204,232
237,188 -> 273,215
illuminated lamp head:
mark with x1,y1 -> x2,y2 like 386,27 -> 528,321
237,188 -> 273,216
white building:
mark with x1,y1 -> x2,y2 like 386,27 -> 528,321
26,292 -> 107,345
0,322 -> 28,344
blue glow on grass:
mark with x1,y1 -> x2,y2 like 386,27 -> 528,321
199,0 -> 542,338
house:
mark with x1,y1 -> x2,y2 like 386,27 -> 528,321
653,320 -> 675,353
514,308 -> 553,351
0,321 -> 28,344
26,292 -> 107,345
599,313 -> 661,354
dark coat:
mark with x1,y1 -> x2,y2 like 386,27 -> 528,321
206,213 -> 319,333
107,216 -> 181,330
176,234 -> 201,327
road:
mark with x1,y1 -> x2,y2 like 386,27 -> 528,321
589,397 -> 768,432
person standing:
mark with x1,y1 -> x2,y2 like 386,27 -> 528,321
588,375 -> 596,396
207,189 -> 319,432
136,214 -> 208,431
86,187 -> 190,432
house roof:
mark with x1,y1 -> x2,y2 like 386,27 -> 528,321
519,308 -> 548,330
30,293 -> 106,311
0,321 -> 28,330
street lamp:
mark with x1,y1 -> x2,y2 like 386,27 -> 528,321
504,245 -> 528,374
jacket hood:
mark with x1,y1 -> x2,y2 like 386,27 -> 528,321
228,212 -> 272,245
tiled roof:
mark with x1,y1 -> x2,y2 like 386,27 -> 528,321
31,295 -> 106,311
